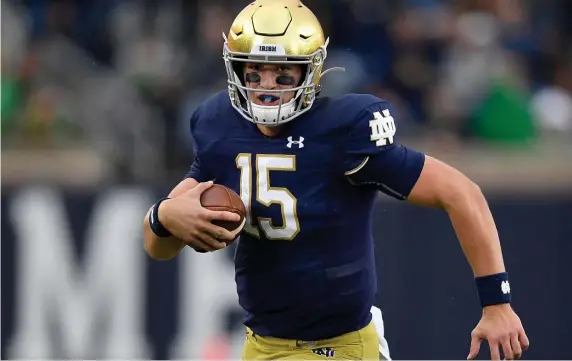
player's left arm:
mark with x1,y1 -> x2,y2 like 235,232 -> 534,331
407,156 -> 505,276
344,100 -> 529,360
406,156 -> 531,361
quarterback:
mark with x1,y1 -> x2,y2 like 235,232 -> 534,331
143,0 -> 529,360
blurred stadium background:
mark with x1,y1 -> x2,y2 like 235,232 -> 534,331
1,0 -> 571,359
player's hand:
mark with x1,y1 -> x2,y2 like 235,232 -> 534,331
467,304 -> 529,360
158,181 -> 241,252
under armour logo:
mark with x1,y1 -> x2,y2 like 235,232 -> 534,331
286,136 -> 304,148
369,109 -> 396,147
501,280 -> 511,294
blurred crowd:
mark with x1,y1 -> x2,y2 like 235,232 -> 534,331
2,0 -> 572,184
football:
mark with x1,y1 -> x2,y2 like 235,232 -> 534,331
200,184 -> 246,242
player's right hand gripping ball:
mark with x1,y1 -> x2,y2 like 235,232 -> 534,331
200,184 -> 246,245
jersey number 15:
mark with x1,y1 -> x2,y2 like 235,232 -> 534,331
235,153 -> 300,241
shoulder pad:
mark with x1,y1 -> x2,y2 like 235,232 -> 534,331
334,93 -> 384,108
191,90 -> 229,127
344,98 -> 399,158
190,90 -> 233,148
325,94 -> 386,128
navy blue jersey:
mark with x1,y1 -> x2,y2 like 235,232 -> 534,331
186,90 -> 424,340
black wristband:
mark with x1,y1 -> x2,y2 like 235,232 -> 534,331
148,197 -> 172,238
475,272 -> 511,307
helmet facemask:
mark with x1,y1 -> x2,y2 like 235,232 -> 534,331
223,34 -> 329,127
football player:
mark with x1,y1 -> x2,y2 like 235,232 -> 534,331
143,0 -> 529,360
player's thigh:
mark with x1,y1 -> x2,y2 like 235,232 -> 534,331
242,322 -> 379,361
241,330 -> 311,360
241,331 -> 296,360
242,342 -> 377,361
332,320 -> 379,361
241,328 -> 288,360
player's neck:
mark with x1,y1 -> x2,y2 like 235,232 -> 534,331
257,124 -> 283,137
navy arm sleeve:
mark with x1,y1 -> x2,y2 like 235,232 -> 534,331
343,101 -> 425,200
184,109 -> 213,182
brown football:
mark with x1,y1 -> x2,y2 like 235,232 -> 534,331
200,184 -> 246,243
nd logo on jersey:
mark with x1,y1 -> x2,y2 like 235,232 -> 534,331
369,110 -> 396,147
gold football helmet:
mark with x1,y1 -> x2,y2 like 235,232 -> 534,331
223,0 -> 339,126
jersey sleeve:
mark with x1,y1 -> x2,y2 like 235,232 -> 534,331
343,100 -> 425,200
184,156 -> 212,182
184,109 -> 214,182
